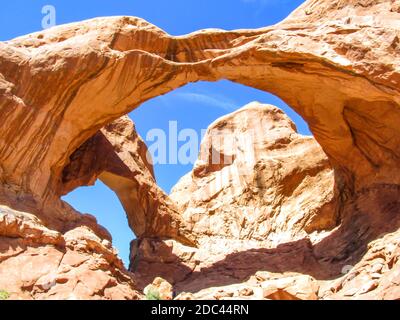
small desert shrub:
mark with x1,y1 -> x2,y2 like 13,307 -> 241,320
0,290 -> 10,300
146,287 -> 161,300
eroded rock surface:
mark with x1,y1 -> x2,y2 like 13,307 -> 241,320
0,0 -> 399,222
0,0 -> 399,300
132,102 -> 400,300
61,116 -> 194,244
0,205 -> 141,300
170,102 -> 336,242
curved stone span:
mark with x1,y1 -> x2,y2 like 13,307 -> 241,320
60,116 -> 193,244
0,0 -> 399,243
0,0 -> 399,300
0,1 -> 400,246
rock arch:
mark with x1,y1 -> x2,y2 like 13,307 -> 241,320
0,0 -> 399,241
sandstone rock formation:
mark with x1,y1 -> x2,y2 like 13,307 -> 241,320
133,101 -> 335,290
61,116 -> 194,244
133,102 -> 400,300
0,0 -> 400,300
170,102 -> 336,242
0,205 -> 141,299
143,277 -> 174,300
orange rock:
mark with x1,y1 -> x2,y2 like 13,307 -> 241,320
171,102 -> 336,243
61,116 -> 194,245
261,275 -> 319,300
0,206 -> 141,300
0,0 -> 399,231
144,277 -> 173,300
0,0 -> 400,300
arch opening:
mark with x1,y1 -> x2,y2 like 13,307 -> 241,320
1,0 -> 400,300
129,79 -> 312,194
62,180 -> 135,267
60,78 -> 329,267
3,12 -> 398,281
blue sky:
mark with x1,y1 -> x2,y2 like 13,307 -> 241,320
1,0 -> 307,266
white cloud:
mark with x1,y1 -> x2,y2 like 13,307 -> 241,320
171,92 -> 238,111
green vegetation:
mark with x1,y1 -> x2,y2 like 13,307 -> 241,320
0,290 -> 10,300
146,287 -> 161,300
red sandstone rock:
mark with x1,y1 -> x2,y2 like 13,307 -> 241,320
61,116 -> 195,244
0,206 -> 141,300
170,102 -> 336,242
133,102 -> 400,300
143,277 -> 174,300
0,0 -> 399,300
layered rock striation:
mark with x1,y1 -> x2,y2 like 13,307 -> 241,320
0,0 -> 399,299
133,102 -> 400,300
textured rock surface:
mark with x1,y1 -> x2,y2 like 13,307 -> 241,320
0,205 -> 141,300
170,102 -> 336,242
61,115 -> 194,244
136,101 -> 335,291
0,0 -> 399,224
132,102 -> 400,300
143,277 -> 173,300
0,0 -> 399,300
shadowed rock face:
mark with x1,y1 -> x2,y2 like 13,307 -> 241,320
133,103 -> 400,300
60,116 -> 193,244
0,0 -> 400,299
170,102 -> 336,242
0,205 -> 141,300
1,0 -> 399,217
